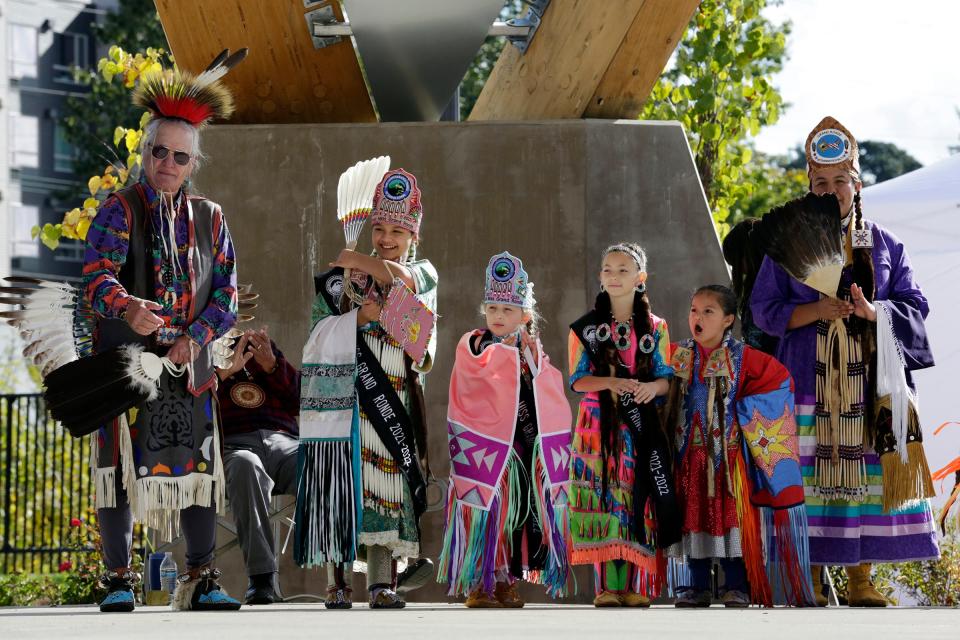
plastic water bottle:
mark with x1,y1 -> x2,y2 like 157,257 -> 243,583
159,552 -> 178,595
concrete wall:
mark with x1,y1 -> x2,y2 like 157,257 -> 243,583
191,119 -> 729,603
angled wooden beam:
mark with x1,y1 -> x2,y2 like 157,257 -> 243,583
468,0 -> 698,121
155,0 -> 376,124
469,0 -> 644,121
585,0 -> 700,118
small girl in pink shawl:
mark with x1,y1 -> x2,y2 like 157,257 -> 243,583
438,252 -> 572,607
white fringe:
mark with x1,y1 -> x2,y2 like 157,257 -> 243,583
94,467 -> 117,509
120,344 -> 161,401
875,301 -> 911,463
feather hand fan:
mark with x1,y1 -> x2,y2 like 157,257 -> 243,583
757,192 -> 845,296
337,155 -> 390,303
0,276 -> 94,376
1,276 -> 183,437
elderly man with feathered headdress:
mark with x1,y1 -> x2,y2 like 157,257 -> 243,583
81,50 -> 247,612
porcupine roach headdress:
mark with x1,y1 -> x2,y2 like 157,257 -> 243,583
133,48 -> 248,127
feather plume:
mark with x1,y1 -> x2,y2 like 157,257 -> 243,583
337,156 -> 391,249
1,277 -> 93,373
133,48 -> 248,127
757,192 -> 845,296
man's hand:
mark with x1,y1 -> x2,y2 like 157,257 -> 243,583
218,333 -> 253,379
815,296 -> 854,321
125,298 -> 164,336
167,335 -> 199,365
246,327 -> 277,371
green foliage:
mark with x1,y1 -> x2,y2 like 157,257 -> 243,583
858,140 -> 922,186
640,0 -> 790,233
59,0 -> 167,185
728,151 -> 808,226
460,37 -> 506,119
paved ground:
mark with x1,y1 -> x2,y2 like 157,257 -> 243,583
0,603 -> 957,639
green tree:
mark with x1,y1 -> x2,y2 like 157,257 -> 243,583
858,140 -> 922,185
60,0 -> 167,184
640,0 -> 790,233
729,150 -> 807,225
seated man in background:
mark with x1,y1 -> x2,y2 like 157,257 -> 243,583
217,326 -> 300,605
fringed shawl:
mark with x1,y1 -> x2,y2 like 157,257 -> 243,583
439,330 -> 572,597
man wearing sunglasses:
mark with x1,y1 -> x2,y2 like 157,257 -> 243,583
82,55 -> 246,613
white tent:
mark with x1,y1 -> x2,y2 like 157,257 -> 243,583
863,154 -> 960,504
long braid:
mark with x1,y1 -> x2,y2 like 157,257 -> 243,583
848,191 -> 876,337
594,290 -> 620,508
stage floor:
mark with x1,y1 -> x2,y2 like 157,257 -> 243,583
0,603 -> 955,639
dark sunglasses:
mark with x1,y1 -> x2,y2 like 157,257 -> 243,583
150,144 -> 192,166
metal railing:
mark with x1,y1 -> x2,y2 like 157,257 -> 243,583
1,393 -> 93,573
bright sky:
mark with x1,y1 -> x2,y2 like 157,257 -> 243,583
754,0 -> 960,165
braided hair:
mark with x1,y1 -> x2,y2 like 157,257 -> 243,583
848,191 -> 876,337
595,243 -> 656,504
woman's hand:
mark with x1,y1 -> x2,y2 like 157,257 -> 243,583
815,296 -> 854,321
125,297 -> 164,336
850,283 -> 877,322
167,335 -> 199,365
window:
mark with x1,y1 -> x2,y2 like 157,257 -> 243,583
8,24 -> 38,78
53,32 -> 90,83
12,205 -> 40,258
54,124 -> 76,173
9,113 -> 40,169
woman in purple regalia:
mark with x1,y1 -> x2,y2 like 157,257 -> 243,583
751,116 -> 938,607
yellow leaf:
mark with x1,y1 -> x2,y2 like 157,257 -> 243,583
118,167 -> 130,185
128,152 -> 141,169
40,223 -> 61,251
61,224 -> 78,240
113,126 -> 125,147
101,174 -> 117,190
124,129 -> 140,153
88,176 -> 101,196
104,165 -> 115,175
77,217 -> 92,240
109,45 -> 121,62
64,208 -> 81,226
82,197 -> 99,210
139,112 -> 151,129
30,225 -> 41,239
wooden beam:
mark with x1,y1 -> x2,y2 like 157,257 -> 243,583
585,0 -> 700,119
468,0 -> 697,121
155,0 -> 375,124
468,0 -> 645,121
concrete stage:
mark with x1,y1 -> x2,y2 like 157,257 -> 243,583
0,603 -> 956,639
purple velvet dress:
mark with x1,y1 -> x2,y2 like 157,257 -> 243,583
750,220 -> 938,566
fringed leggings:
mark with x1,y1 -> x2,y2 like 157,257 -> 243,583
593,560 -> 646,594
98,470 -> 217,571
